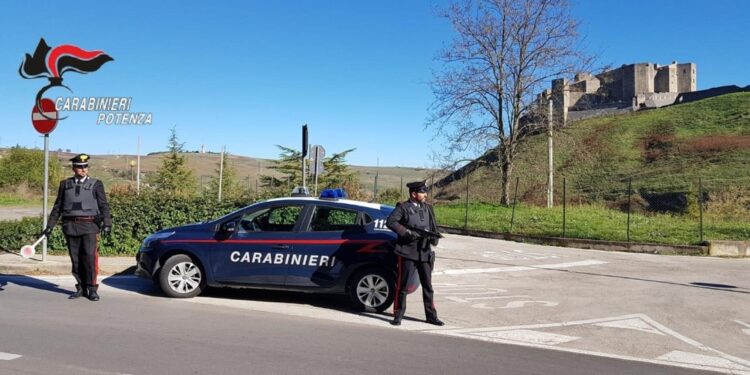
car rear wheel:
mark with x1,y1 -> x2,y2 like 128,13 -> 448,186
348,268 -> 395,313
159,254 -> 205,298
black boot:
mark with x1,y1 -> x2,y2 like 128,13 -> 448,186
390,318 -> 402,326
87,289 -> 100,301
69,286 -> 87,300
426,318 -> 444,326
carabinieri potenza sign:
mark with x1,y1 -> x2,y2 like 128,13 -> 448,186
19,38 -> 152,126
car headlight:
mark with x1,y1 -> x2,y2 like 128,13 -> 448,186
142,231 -> 175,248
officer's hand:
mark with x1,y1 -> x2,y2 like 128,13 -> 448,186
404,229 -> 419,241
41,227 -> 53,238
102,226 -> 112,237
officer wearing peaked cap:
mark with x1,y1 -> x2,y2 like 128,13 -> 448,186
386,180 -> 444,326
43,153 -> 112,301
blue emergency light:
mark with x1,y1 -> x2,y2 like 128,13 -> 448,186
320,188 -> 347,199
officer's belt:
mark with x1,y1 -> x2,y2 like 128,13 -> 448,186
63,216 -> 96,223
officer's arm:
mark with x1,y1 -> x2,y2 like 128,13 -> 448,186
94,180 -> 112,227
386,203 -> 409,237
46,181 -> 65,229
428,204 -> 439,233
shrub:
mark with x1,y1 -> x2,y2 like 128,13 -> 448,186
0,190 -> 253,256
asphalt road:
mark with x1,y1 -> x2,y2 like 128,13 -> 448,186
1,234 -> 748,374
0,278 -> 718,375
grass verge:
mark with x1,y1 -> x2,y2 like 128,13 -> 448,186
434,203 -> 750,246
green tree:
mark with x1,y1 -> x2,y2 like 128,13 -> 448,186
259,146 -> 362,198
151,127 -> 196,196
0,146 -> 62,190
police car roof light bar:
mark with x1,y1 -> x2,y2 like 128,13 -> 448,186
320,188 -> 347,199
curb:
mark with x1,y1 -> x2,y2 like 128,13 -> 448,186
438,226 -> 709,256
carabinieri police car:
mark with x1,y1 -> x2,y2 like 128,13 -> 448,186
135,189 -> 417,312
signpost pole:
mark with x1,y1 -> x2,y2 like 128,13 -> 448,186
42,134 -> 49,262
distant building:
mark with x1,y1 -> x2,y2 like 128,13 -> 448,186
540,62 -> 697,125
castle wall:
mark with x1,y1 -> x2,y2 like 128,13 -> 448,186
544,61 -> 696,127
677,63 -> 697,92
655,64 -> 677,93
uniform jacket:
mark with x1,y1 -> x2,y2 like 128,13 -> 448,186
47,176 -> 112,236
386,199 -> 438,261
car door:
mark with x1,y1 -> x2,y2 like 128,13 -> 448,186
286,204 -> 374,288
209,204 -> 303,286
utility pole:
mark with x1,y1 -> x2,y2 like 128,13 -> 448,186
218,146 -> 225,202
136,136 -> 141,195
547,97 -> 554,208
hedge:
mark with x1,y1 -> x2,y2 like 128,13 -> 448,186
0,191 -> 253,256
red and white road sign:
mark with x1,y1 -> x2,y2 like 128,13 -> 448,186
31,98 -> 58,135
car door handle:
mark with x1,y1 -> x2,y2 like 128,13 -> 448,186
271,245 -> 290,250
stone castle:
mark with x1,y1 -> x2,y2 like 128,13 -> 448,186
542,61 -> 697,125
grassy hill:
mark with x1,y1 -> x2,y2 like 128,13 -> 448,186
436,92 -> 750,206
432,92 -> 750,245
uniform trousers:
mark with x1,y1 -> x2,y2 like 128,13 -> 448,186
393,255 -> 437,321
65,232 -> 99,291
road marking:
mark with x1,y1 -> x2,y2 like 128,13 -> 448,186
434,259 -> 606,276
432,313 -> 750,375
437,287 -> 508,295
479,329 -> 579,345
736,320 -> 750,335
0,352 -> 22,360
593,317 -> 665,336
657,351 -> 750,372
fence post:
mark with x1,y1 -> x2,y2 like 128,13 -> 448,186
627,177 -> 632,242
464,173 -> 470,230
562,177 -> 567,238
699,177 -> 704,243
510,177 -> 519,233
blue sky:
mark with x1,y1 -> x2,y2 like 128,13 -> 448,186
1,0 -> 748,168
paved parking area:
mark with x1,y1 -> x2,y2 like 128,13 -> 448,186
7,234 -> 750,374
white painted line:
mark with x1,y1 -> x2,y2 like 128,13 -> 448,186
657,351 -> 750,372
735,320 -> 750,335
0,352 -> 22,360
476,329 -> 579,346
434,259 -> 607,276
434,313 -> 750,373
433,330 -> 750,375
594,318 -> 665,336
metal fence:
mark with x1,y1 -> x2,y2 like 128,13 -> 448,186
431,173 -> 750,245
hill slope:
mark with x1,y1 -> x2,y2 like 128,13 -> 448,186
434,92 -> 750,210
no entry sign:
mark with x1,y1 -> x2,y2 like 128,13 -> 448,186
31,98 -> 58,135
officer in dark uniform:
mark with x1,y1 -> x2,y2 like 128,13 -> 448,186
386,180 -> 444,326
42,153 -> 112,301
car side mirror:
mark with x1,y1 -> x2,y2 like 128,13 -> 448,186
222,221 -> 236,233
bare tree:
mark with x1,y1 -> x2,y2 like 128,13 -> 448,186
429,0 -> 591,204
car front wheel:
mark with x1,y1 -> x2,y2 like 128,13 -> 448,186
159,254 -> 205,298
348,268 -> 395,313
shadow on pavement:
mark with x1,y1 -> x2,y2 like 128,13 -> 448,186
101,274 -> 394,321
100,268 -> 160,296
0,273 -> 72,296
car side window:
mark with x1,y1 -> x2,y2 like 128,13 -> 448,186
309,206 -> 362,232
238,205 -> 303,233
